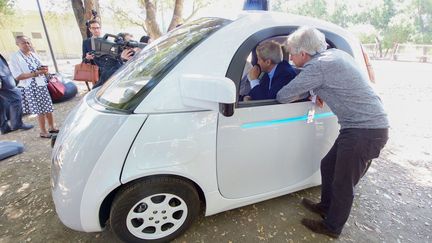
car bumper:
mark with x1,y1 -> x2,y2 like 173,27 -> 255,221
51,92 -> 146,231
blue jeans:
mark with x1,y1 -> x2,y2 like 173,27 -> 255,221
0,88 -> 24,132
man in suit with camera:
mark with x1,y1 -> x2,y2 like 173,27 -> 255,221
82,19 -> 102,62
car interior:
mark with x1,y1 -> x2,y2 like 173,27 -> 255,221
237,34 -> 336,107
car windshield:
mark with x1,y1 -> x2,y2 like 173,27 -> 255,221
96,17 -> 231,111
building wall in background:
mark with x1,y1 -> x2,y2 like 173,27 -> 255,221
0,10 -> 145,62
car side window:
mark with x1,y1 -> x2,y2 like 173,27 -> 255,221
238,35 -> 301,107
226,27 -> 350,109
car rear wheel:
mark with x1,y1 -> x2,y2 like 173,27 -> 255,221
110,177 -> 200,243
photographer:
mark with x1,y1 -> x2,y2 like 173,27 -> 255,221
93,33 -> 142,89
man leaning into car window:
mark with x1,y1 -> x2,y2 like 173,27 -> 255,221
276,27 -> 389,238
243,40 -> 296,101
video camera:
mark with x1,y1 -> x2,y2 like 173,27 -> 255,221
92,33 -> 147,59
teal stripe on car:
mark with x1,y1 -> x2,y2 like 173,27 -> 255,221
241,112 -> 335,129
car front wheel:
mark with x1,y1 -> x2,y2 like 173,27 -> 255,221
110,177 -> 200,243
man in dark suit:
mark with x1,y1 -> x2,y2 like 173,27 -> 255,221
82,19 -> 102,61
244,40 -> 297,101
0,53 -> 33,134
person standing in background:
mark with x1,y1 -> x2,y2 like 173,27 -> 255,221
82,19 -> 102,62
0,53 -> 33,135
9,36 -> 58,138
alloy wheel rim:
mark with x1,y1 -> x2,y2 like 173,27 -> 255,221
126,193 -> 188,240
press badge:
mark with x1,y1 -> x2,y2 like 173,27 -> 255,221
307,92 -> 317,124
307,106 -> 315,123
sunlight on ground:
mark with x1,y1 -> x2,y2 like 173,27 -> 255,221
372,60 -> 432,187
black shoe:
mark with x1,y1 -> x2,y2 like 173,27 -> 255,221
48,128 -> 59,133
1,126 -> 12,135
301,218 -> 340,238
301,198 -> 327,218
18,124 -> 34,130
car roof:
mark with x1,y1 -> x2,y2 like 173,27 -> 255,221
242,11 -> 355,41
193,11 -> 358,45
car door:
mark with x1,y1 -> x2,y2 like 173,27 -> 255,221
216,28 -> 339,199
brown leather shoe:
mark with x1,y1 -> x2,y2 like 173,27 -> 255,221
301,198 -> 327,218
301,218 -> 340,238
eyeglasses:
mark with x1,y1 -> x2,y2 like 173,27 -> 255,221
18,41 -> 31,45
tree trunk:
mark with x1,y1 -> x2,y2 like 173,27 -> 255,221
167,0 -> 184,31
141,0 -> 162,39
71,0 -> 100,40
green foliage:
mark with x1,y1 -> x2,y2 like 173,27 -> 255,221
294,0 -> 328,19
367,0 -> 396,31
410,0 -> 432,43
358,32 -> 377,44
0,0 -> 15,16
272,0 -> 432,45
382,14 -> 414,48
328,2 -> 350,28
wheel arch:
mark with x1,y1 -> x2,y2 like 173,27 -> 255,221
99,174 -> 206,228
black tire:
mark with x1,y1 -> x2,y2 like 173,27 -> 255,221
110,177 -> 200,243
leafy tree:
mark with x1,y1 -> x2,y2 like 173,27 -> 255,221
105,0 -> 211,40
0,0 -> 14,14
104,0 -> 147,31
294,0 -> 328,19
409,0 -> 432,44
0,0 -> 15,26
350,0 -> 397,56
382,14 -> 414,51
328,1 -> 350,28
365,0 -> 396,31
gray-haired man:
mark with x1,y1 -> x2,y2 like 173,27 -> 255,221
243,40 -> 297,101
277,27 -> 389,238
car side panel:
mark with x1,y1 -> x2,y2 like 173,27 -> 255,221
120,112 -> 220,200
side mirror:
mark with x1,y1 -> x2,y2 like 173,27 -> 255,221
179,74 -> 236,116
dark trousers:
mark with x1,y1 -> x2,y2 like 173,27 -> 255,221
94,61 -> 122,89
320,128 -> 388,233
0,88 -> 23,132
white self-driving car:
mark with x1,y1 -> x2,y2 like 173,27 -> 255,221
51,12 -> 375,242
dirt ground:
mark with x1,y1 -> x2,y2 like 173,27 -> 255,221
0,60 -> 431,243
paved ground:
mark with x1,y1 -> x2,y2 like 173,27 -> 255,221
0,60 -> 431,242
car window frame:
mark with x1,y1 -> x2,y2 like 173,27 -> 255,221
225,26 -> 353,109
95,18 -> 232,113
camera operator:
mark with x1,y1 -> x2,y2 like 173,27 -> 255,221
93,33 -> 141,89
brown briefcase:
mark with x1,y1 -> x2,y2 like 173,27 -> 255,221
73,63 -> 99,84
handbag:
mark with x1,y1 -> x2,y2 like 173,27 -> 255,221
73,63 -> 99,83
47,75 -> 66,101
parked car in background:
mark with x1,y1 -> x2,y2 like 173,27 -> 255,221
51,11 -> 375,242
